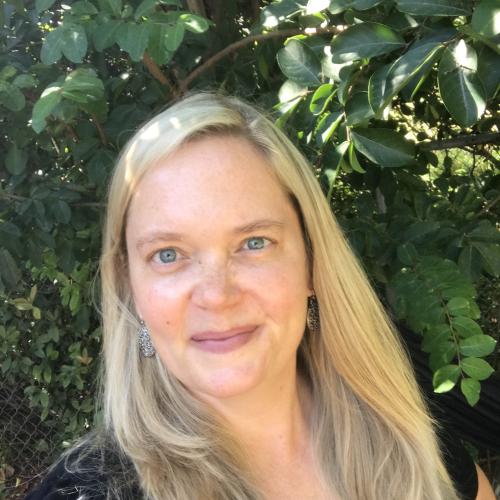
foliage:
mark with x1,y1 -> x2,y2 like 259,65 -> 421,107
0,0 -> 499,483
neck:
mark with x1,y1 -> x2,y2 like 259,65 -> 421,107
201,362 -> 313,460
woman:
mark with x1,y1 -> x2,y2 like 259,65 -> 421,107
27,93 -> 494,499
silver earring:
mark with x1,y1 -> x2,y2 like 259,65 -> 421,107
138,320 -> 155,357
306,295 -> 320,334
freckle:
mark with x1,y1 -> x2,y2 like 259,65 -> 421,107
165,320 -> 171,325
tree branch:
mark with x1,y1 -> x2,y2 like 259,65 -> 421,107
179,26 -> 340,93
142,52 -> 178,97
464,146 -> 500,169
419,133 -> 500,151
65,123 -> 79,142
479,194 -> 500,216
185,0 -> 206,16
0,192 -> 26,202
0,191 -> 104,208
91,114 -> 107,146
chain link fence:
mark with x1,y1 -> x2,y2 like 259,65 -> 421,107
0,382 -> 60,499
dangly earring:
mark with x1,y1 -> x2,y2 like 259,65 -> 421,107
138,319 -> 156,357
306,295 -> 320,334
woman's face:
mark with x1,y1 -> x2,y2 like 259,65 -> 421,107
126,135 -> 313,401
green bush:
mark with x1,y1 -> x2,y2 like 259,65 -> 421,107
1,0 -> 498,492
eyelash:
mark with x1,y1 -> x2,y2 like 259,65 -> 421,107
151,237 -> 273,265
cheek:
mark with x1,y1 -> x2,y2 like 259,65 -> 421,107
130,271 -> 188,331
248,260 -> 309,315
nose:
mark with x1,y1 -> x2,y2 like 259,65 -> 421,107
191,256 -> 241,309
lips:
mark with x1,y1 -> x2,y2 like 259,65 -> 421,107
191,325 -> 258,341
190,325 -> 259,354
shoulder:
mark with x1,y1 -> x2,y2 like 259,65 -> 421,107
25,435 -> 140,500
25,447 -> 105,500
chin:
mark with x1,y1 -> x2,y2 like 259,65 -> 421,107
191,363 -> 266,400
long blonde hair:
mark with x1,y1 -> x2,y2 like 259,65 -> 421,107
99,92 -> 459,499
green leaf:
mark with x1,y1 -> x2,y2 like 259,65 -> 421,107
165,22 -> 185,52
31,87 -> 62,133
422,324 -> 450,353
0,248 -> 21,287
147,23 -> 174,65
70,287 -> 81,314
310,83 -> 335,115
396,242 -> 418,265
447,297 -> 470,317
260,0 -> 304,28
438,40 -> 486,128
460,378 -> 481,406
93,20 -> 122,51
331,23 -> 405,63
41,24 -> 88,64
40,27 -> 65,65
33,365 -> 42,381
325,141 -> 349,174
51,200 -> 72,224
306,0 -> 330,14
13,74 -> 36,89
0,65 -> 17,79
31,306 -> 42,319
117,22 -> 150,61
477,45 -> 500,99
452,316 -> 483,338
348,141 -> 365,173
5,143 -> 28,175
61,69 -> 105,115
315,111 -> 343,146
433,364 -> 460,393
467,220 -> 500,244
323,163 -> 341,199
471,0 -> 500,39
36,0 -> 56,13
369,30 -> 451,112
179,13 -> 209,33
459,335 -> 496,357
458,245 -> 482,281
472,242 -> 500,276
277,39 -> 321,86
39,390 -> 49,408
461,357 -> 495,380
351,128 -> 415,167
63,24 -> 88,62
0,81 -> 26,111
134,0 -> 157,19
396,0 -> 472,16
429,340 -> 456,371
345,91 -> 374,125
43,366 -> 52,383
328,0 -> 383,14
0,221 -> 21,238
98,0 -> 122,16
403,220 -> 439,240
71,1 -> 99,15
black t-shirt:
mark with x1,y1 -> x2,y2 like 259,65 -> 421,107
25,431 -> 478,500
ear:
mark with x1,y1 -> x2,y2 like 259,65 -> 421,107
132,293 -> 143,321
307,275 -> 314,296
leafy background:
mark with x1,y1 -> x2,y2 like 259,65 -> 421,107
0,0 -> 499,497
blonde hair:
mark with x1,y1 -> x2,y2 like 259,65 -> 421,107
99,93 -> 459,499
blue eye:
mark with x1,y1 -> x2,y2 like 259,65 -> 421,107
245,237 -> 268,250
157,248 -> 177,263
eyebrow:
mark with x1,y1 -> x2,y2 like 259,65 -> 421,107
135,219 -> 285,250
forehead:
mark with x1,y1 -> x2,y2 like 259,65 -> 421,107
126,135 -> 296,232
